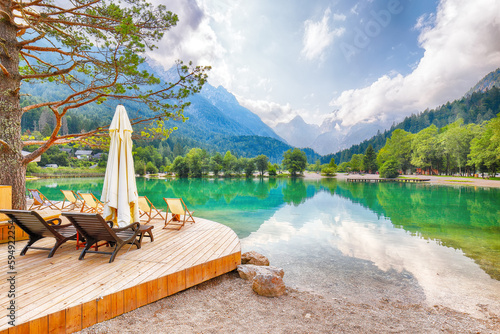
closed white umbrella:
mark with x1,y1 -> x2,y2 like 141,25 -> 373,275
101,105 -> 139,227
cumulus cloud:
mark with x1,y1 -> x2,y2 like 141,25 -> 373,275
301,8 -> 345,61
146,0 -> 231,87
237,95 -> 328,127
330,0 -> 500,127
236,96 -> 293,127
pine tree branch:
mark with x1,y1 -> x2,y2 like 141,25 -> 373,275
0,63 -> 10,77
0,139 -> 14,152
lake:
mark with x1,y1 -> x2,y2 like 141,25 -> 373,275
26,177 -> 500,317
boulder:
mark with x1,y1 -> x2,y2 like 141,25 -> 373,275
252,273 -> 286,297
241,251 -> 270,266
237,264 -> 284,281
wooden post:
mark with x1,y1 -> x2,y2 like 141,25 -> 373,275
0,185 -> 29,243
0,185 -> 12,221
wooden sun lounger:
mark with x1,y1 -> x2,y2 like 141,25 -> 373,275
62,212 -> 141,263
0,209 -> 77,257
27,189 -> 60,210
163,198 -> 195,230
60,190 -> 83,211
138,196 -> 165,224
79,193 -> 104,214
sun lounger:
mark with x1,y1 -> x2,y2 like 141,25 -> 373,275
62,212 -> 141,263
138,196 -> 166,224
27,189 -> 60,210
0,209 -> 77,257
163,198 -> 195,230
60,190 -> 83,211
79,193 -> 104,214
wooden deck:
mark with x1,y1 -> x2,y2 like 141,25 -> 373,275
0,216 -> 241,333
346,177 -> 430,183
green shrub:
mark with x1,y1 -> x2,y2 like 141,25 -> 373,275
321,167 -> 336,176
135,160 -> 146,176
26,162 -> 41,175
171,156 -> 189,178
146,161 -> 158,174
268,164 -> 277,176
379,159 -> 399,178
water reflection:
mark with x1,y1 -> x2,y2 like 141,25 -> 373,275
335,182 -> 500,280
27,177 -> 500,315
27,177 -> 499,280
242,191 -> 500,317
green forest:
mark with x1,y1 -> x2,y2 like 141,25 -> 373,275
336,114 -> 500,177
323,86 -> 500,165
28,139 -> 312,178
23,83 -> 500,178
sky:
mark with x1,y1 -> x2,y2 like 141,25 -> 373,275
148,0 -> 500,128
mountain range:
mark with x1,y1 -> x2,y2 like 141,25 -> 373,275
162,83 -> 319,163
20,52 -> 500,163
154,63 -> 384,157
321,71 -> 500,164
273,116 -> 385,155
273,68 -> 500,155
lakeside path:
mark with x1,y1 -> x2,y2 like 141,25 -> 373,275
78,172 -> 500,333
310,171 -> 500,188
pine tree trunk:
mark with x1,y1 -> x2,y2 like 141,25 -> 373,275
0,1 -> 26,209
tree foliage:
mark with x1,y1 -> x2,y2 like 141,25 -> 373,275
363,144 -> 377,173
210,153 -> 223,176
171,156 -> 189,178
411,125 -> 439,170
222,151 -> 237,176
379,159 -> 399,178
323,86 -> 500,164
282,148 -> 307,177
349,154 -> 364,172
370,115 -> 500,176
186,148 -> 207,178
0,0 -> 210,208
321,158 -> 337,176
376,129 -> 412,173
468,118 -> 499,175
254,155 -> 269,176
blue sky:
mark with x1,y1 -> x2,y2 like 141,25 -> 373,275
149,0 -> 500,128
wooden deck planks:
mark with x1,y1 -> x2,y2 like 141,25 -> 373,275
13,220 -> 216,315
14,221 -> 231,324
0,217 -> 241,332
127,226 -> 224,285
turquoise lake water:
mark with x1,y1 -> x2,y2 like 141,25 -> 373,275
26,177 -> 500,315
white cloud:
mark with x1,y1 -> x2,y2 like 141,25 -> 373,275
413,13 -> 435,32
333,13 -> 347,21
236,97 -> 293,127
330,0 -> 500,127
350,4 -> 360,15
301,8 -> 345,61
237,95 -> 327,127
147,0 -> 234,88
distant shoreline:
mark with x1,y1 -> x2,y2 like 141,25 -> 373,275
28,171 -> 500,189
326,172 -> 500,189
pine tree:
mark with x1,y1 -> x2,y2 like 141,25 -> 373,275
363,144 -> 378,173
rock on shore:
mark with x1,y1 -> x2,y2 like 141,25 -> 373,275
238,251 -> 286,297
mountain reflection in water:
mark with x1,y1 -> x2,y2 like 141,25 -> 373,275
27,177 -> 500,316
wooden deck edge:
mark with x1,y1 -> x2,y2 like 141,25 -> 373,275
0,223 -> 29,244
346,178 -> 430,183
3,251 -> 241,334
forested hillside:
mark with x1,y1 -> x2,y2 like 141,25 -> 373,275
20,64 -> 320,163
322,86 -> 500,164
